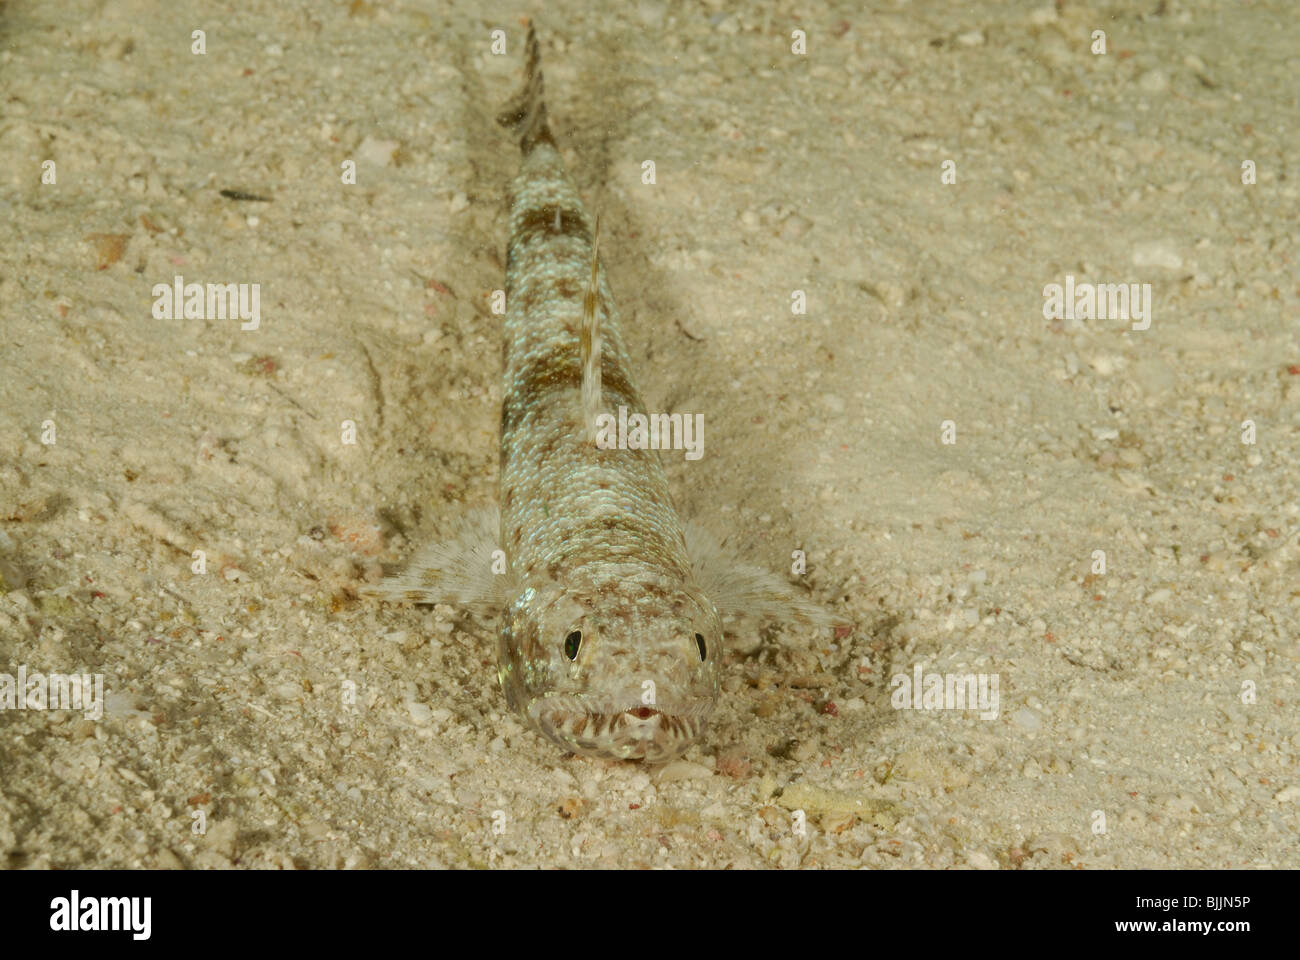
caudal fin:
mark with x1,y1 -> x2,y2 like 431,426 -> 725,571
495,22 -> 554,152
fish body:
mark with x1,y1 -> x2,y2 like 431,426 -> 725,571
374,24 -> 832,763
493,25 -> 720,761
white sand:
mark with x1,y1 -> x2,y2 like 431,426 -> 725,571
1,0 -> 1296,868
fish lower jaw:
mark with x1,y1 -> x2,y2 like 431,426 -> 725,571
535,706 -> 707,763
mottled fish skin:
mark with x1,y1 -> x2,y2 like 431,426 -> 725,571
370,24 -> 836,763
493,24 -> 722,761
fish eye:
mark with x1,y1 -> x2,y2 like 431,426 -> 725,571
695,632 -> 707,660
564,630 -> 582,660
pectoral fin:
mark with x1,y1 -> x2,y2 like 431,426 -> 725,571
682,520 -> 840,633
363,506 -> 508,610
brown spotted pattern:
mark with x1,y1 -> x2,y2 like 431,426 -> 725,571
493,24 -> 721,761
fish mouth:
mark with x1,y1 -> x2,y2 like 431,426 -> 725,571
528,695 -> 713,763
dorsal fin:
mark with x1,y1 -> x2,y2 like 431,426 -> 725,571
580,215 -> 602,444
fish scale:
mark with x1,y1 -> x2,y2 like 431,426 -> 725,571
371,23 -> 834,763
493,23 -> 718,761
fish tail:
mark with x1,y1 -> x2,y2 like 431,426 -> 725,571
495,21 -> 554,153
580,215 -> 603,442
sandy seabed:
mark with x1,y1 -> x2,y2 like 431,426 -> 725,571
1,0 -> 1297,869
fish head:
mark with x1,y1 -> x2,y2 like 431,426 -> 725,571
499,567 -> 722,762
